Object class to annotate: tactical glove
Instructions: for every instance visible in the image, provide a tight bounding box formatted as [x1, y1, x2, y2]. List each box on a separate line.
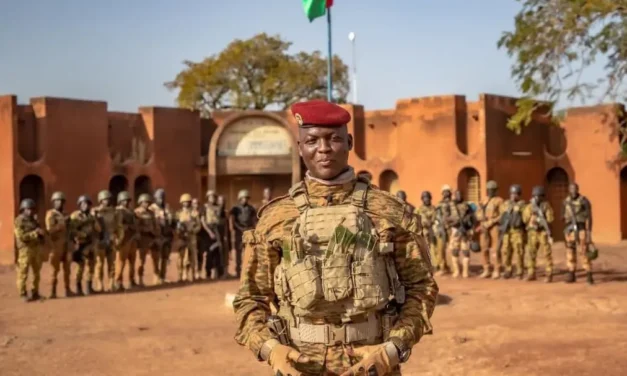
[267, 343, 309, 376]
[341, 343, 399, 376]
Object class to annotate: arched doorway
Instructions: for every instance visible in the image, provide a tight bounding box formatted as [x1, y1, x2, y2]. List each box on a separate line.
[19, 175, 45, 215]
[379, 170, 400, 194]
[209, 114, 301, 209]
[457, 167, 481, 204]
[546, 167, 569, 241]
[109, 175, 129, 204]
[621, 167, 627, 239]
[134, 175, 152, 203]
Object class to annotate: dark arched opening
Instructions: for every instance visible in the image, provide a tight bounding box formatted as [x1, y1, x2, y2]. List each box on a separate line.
[621, 167, 627, 239]
[109, 175, 129, 205]
[379, 170, 399, 194]
[134, 175, 152, 203]
[19, 174, 45, 215]
[546, 167, 569, 241]
[457, 167, 481, 204]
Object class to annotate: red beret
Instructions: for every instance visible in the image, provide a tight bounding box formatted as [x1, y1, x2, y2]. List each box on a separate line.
[290, 100, 351, 128]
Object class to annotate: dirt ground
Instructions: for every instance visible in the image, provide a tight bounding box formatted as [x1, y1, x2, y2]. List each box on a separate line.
[1, 243, 627, 376]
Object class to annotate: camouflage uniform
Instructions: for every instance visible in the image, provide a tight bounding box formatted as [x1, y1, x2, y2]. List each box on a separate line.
[434, 190, 454, 275]
[563, 195, 593, 274]
[149, 199, 175, 284]
[92, 190, 122, 292]
[202, 200, 225, 278]
[233, 175, 438, 375]
[475, 182, 504, 279]
[416, 204, 437, 270]
[114, 191, 138, 290]
[14, 200, 44, 299]
[447, 200, 475, 278]
[136, 201, 158, 286]
[174, 196, 201, 282]
[499, 194, 526, 279]
[522, 193, 554, 282]
[45, 192, 71, 297]
[69, 200, 101, 295]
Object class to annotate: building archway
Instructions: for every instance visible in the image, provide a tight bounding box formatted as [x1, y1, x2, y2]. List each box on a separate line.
[457, 167, 481, 204]
[109, 175, 129, 204]
[379, 170, 400, 194]
[621, 167, 627, 239]
[546, 167, 569, 241]
[134, 175, 152, 203]
[18, 174, 45, 221]
[208, 113, 301, 209]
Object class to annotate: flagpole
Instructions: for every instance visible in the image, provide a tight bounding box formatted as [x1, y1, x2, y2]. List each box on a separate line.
[327, 7, 333, 102]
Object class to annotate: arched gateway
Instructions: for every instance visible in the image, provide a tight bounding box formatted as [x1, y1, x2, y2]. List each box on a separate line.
[208, 113, 301, 209]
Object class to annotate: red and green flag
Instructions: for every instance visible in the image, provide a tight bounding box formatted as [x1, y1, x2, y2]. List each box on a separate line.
[302, 0, 333, 22]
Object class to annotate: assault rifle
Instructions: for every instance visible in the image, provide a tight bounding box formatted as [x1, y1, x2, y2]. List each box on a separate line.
[434, 206, 448, 243]
[531, 198, 553, 245]
[565, 201, 580, 245]
[96, 214, 112, 256]
[495, 205, 514, 256]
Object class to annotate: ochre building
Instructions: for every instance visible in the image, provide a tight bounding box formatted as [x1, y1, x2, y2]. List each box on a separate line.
[1, 93, 625, 263]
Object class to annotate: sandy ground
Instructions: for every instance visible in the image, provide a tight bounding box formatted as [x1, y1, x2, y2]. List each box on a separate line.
[1, 243, 627, 376]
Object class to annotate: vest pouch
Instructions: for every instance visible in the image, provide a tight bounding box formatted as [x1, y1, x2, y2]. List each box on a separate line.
[352, 257, 390, 310]
[321, 253, 353, 302]
[284, 256, 322, 310]
[273, 264, 289, 301]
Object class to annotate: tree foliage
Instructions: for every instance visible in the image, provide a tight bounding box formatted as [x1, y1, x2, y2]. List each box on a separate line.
[498, 0, 627, 147]
[165, 33, 349, 117]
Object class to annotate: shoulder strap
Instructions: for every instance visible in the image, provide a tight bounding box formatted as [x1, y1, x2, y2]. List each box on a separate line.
[351, 181, 369, 208]
[288, 181, 310, 214]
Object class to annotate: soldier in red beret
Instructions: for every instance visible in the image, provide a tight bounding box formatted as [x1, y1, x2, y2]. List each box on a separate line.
[234, 99, 438, 376]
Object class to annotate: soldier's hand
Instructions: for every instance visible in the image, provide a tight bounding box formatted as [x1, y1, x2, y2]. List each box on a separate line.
[585, 231, 592, 244]
[341, 344, 397, 376]
[35, 228, 45, 236]
[268, 343, 309, 376]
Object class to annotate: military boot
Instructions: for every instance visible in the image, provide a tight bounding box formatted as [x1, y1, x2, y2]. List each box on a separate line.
[586, 272, 594, 285]
[451, 256, 460, 278]
[502, 269, 512, 279]
[461, 257, 470, 278]
[479, 265, 491, 279]
[50, 281, 58, 299]
[76, 281, 84, 296]
[525, 271, 536, 282]
[491, 266, 501, 280]
[30, 290, 41, 301]
[85, 281, 94, 295]
[565, 271, 576, 283]
[20, 292, 28, 303]
[544, 273, 553, 283]
[138, 276, 144, 287]
[65, 286, 74, 297]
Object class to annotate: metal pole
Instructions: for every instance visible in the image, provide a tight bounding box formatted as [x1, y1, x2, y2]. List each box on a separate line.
[327, 8, 333, 102]
[352, 35, 357, 104]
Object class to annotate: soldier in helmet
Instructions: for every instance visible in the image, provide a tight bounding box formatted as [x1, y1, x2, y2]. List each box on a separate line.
[499, 184, 527, 279]
[14, 198, 45, 301]
[417, 191, 438, 269]
[201, 190, 225, 279]
[69, 195, 101, 295]
[433, 184, 454, 275]
[45, 191, 72, 298]
[113, 191, 138, 291]
[217, 194, 230, 273]
[562, 183, 595, 284]
[92, 189, 122, 292]
[135, 194, 158, 286]
[174, 193, 201, 282]
[233, 100, 437, 375]
[396, 190, 416, 215]
[447, 190, 477, 278]
[229, 189, 257, 278]
[149, 188, 176, 284]
[475, 180, 505, 279]
[261, 187, 273, 207]
[522, 186, 555, 282]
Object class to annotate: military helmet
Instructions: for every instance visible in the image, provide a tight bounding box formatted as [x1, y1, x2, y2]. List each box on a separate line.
[97, 190, 112, 202]
[532, 185, 545, 197]
[117, 191, 131, 203]
[50, 191, 66, 202]
[421, 191, 432, 199]
[154, 188, 165, 199]
[180, 193, 192, 203]
[586, 243, 599, 261]
[486, 180, 498, 190]
[238, 189, 250, 199]
[137, 193, 152, 204]
[509, 184, 522, 194]
[441, 184, 452, 193]
[20, 198, 36, 210]
[77, 195, 92, 205]
[206, 190, 216, 197]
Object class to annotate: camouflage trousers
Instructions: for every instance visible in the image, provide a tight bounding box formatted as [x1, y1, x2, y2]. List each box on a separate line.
[48, 238, 71, 289]
[175, 237, 197, 281]
[152, 238, 173, 283]
[447, 227, 470, 256]
[422, 230, 438, 271]
[75, 243, 96, 284]
[95, 245, 114, 291]
[114, 240, 135, 288]
[16, 247, 42, 295]
[565, 229, 591, 272]
[286, 342, 401, 376]
[434, 233, 450, 272]
[479, 225, 500, 271]
[131, 236, 153, 284]
[526, 230, 552, 275]
[501, 230, 525, 276]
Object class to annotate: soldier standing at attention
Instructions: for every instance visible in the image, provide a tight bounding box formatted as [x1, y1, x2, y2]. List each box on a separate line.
[229, 189, 257, 279]
[149, 189, 175, 284]
[92, 190, 121, 292]
[233, 100, 438, 376]
[202, 190, 224, 279]
[434, 185, 454, 276]
[522, 186, 554, 282]
[15, 199, 45, 302]
[45, 191, 72, 298]
[217, 194, 230, 274]
[135, 194, 158, 286]
[114, 191, 138, 291]
[69, 195, 101, 295]
[417, 191, 438, 272]
[261, 187, 273, 207]
[475, 180, 504, 279]
[499, 185, 526, 279]
[395, 190, 416, 214]
[448, 190, 476, 279]
[562, 183, 595, 284]
[175, 193, 201, 282]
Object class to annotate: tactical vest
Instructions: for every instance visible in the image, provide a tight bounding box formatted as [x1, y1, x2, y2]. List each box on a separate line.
[135, 208, 155, 235]
[274, 180, 404, 323]
[117, 207, 136, 238]
[564, 196, 589, 224]
[45, 209, 66, 241]
[93, 206, 117, 233]
[176, 208, 198, 235]
[71, 211, 98, 242]
[150, 204, 174, 237]
[233, 204, 255, 231]
[501, 200, 525, 230]
[15, 215, 43, 249]
[204, 204, 221, 226]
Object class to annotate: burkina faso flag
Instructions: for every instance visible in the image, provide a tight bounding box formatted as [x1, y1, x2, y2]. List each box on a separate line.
[302, 0, 333, 22]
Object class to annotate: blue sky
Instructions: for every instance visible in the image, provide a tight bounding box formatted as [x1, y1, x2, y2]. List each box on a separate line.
[0, 0, 601, 112]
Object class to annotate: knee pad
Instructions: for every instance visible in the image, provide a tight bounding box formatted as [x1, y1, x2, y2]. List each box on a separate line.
[462, 250, 470, 258]
[451, 248, 460, 257]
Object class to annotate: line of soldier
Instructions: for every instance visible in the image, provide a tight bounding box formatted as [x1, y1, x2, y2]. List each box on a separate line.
[395, 180, 598, 284]
[13, 186, 264, 302]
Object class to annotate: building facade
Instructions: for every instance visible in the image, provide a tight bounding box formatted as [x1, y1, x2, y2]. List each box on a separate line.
[1, 93, 625, 263]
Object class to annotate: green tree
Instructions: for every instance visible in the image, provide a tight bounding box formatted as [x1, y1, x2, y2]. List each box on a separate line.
[497, 0, 627, 148]
[165, 33, 349, 117]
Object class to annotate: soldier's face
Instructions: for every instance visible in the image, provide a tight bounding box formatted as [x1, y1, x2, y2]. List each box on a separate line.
[454, 191, 463, 202]
[422, 196, 431, 206]
[510, 192, 520, 200]
[569, 184, 579, 197]
[141, 201, 150, 209]
[298, 126, 353, 180]
[192, 200, 198, 209]
[53, 199, 64, 210]
[23, 208, 34, 216]
[208, 194, 217, 204]
[217, 196, 224, 206]
[182, 201, 191, 208]
[80, 202, 90, 212]
[486, 188, 496, 198]
[442, 190, 451, 200]
[120, 199, 130, 208]
[239, 197, 249, 205]
[101, 198, 111, 207]
[156, 196, 165, 205]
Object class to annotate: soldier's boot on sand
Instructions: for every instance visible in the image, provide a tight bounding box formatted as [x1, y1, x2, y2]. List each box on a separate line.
[20, 292, 28, 303]
[565, 271, 576, 283]
[138, 276, 144, 287]
[502, 269, 512, 279]
[50, 281, 58, 299]
[479, 265, 491, 279]
[65, 286, 74, 297]
[586, 272, 594, 285]
[461, 257, 470, 278]
[30, 290, 41, 301]
[76, 281, 84, 296]
[491, 266, 501, 280]
[85, 281, 94, 296]
[451, 256, 460, 278]
[525, 271, 536, 282]
[544, 273, 553, 283]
